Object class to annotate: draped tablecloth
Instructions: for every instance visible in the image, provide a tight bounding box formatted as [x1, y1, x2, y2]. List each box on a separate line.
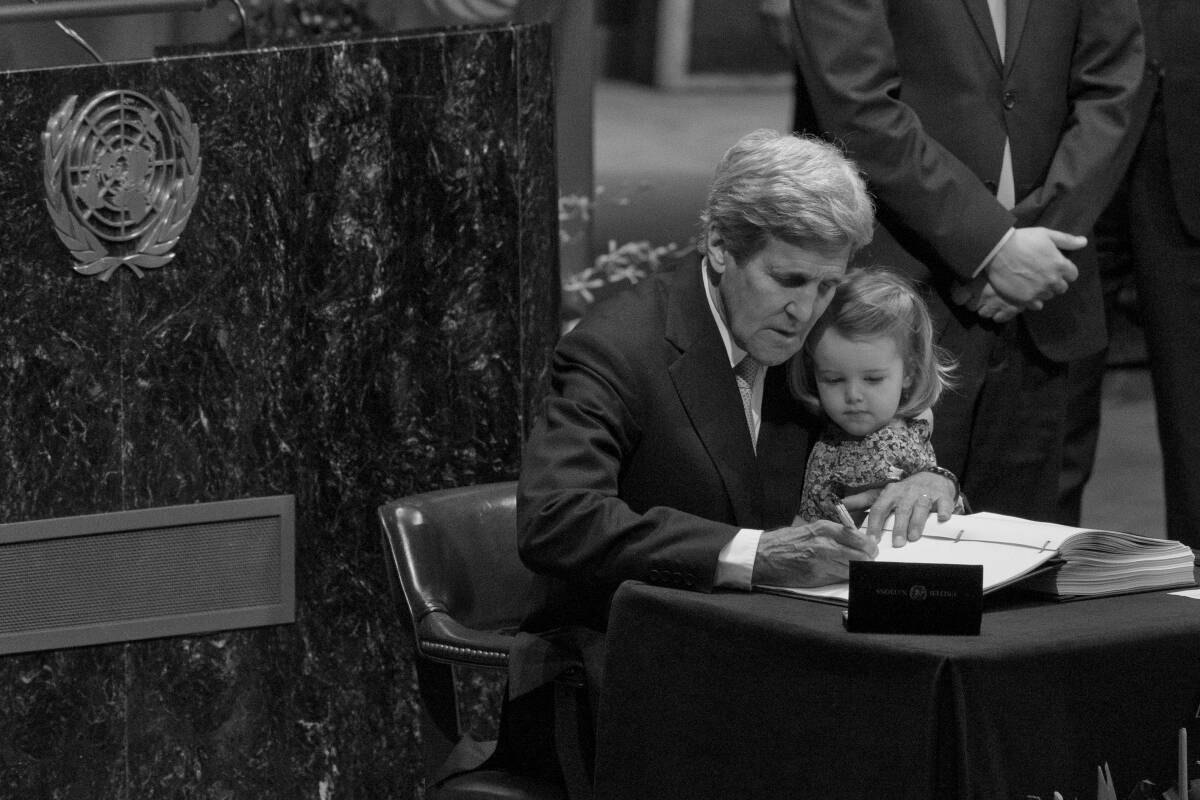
[594, 582, 1200, 800]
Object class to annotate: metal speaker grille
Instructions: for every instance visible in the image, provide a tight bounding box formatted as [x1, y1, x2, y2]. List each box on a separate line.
[0, 496, 294, 655]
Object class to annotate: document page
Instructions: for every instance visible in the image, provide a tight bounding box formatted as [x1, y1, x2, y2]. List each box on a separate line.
[759, 513, 1065, 604]
[921, 513, 1082, 551]
[758, 512, 1193, 603]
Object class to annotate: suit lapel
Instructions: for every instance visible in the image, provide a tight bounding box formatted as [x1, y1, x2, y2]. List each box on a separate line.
[962, 0, 1004, 72]
[665, 263, 765, 528]
[1004, 0, 1030, 70]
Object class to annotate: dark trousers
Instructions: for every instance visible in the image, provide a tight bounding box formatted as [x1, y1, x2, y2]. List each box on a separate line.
[1056, 349, 1108, 526]
[1054, 203, 1131, 525]
[1128, 108, 1200, 547]
[1057, 100, 1200, 544]
[931, 303, 1069, 521]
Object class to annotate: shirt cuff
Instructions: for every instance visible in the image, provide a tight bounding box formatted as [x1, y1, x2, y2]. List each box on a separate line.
[715, 528, 763, 590]
[974, 227, 1016, 278]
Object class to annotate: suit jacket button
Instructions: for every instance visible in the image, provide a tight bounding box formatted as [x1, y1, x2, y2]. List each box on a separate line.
[1002, 90, 1017, 109]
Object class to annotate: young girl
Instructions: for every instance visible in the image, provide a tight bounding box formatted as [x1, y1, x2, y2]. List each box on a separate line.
[791, 268, 958, 524]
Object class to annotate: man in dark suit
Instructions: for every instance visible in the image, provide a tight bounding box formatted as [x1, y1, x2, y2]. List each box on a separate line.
[1121, 0, 1200, 544]
[1057, 0, 1200, 535]
[519, 130, 958, 624]
[504, 130, 958, 789]
[788, 0, 1144, 521]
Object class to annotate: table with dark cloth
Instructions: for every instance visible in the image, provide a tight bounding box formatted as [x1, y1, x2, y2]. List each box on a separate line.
[593, 582, 1200, 800]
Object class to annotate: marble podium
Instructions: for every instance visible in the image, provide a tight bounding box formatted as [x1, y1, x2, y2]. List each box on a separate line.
[0, 24, 557, 798]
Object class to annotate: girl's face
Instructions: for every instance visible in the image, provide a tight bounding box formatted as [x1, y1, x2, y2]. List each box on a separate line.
[811, 328, 912, 437]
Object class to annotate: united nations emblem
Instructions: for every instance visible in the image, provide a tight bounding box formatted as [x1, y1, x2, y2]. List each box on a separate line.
[42, 89, 201, 281]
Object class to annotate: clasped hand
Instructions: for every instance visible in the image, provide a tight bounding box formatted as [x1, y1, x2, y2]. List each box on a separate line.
[989, 226, 1084, 308]
[953, 227, 1086, 323]
[751, 471, 957, 588]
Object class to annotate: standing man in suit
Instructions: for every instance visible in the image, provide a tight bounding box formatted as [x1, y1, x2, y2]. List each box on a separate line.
[503, 130, 958, 790]
[1056, 0, 1200, 534]
[1119, 0, 1200, 545]
[789, 0, 1145, 521]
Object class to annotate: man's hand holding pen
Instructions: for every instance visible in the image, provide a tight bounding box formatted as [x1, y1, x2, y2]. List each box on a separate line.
[751, 519, 878, 588]
[753, 469, 955, 588]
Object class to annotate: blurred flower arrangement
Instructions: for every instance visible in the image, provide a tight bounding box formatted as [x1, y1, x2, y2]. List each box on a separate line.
[236, 0, 529, 43]
[559, 190, 697, 332]
[421, 0, 520, 23]
[239, 0, 378, 43]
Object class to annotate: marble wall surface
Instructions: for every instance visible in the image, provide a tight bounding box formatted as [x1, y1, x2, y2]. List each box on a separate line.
[0, 24, 558, 798]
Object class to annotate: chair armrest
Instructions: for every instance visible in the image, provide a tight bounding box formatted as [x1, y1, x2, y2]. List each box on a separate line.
[416, 609, 515, 669]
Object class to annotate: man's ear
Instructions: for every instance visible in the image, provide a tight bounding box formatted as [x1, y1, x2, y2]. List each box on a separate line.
[706, 227, 728, 274]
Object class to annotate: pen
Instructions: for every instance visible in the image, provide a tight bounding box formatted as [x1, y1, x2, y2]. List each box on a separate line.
[834, 502, 857, 530]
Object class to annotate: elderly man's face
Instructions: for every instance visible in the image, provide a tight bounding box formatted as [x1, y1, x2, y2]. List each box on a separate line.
[709, 233, 851, 367]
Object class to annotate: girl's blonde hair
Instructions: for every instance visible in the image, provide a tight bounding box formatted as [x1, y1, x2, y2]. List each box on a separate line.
[790, 267, 957, 418]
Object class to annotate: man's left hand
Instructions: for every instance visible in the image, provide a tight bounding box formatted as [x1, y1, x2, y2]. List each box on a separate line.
[974, 283, 1022, 322]
[842, 471, 957, 547]
[951, 278, 1022, 323]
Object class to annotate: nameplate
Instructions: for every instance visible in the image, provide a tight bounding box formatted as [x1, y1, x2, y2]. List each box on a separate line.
[845, 561, 982, 635]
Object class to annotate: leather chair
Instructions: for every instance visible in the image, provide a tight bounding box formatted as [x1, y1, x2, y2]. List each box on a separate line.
[379, 481, 567, 800]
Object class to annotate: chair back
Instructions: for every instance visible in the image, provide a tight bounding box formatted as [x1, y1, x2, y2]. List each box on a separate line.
[380, 481, 551, 667]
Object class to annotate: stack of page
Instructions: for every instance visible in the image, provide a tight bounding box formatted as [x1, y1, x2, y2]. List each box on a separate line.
[761, 511, 1197, 604]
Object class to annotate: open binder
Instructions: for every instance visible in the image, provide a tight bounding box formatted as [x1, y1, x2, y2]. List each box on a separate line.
[761, 511, 1197, 604]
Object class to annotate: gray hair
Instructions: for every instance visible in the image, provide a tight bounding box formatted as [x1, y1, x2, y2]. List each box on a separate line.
[699, 129, 875, 262]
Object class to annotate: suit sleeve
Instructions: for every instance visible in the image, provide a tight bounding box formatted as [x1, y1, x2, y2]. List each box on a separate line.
[1160, 0, 1200, 237]
[790, 0, 1016, 280]
[517, 327, 737, 593]
[1013, 0, 1144, 234]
